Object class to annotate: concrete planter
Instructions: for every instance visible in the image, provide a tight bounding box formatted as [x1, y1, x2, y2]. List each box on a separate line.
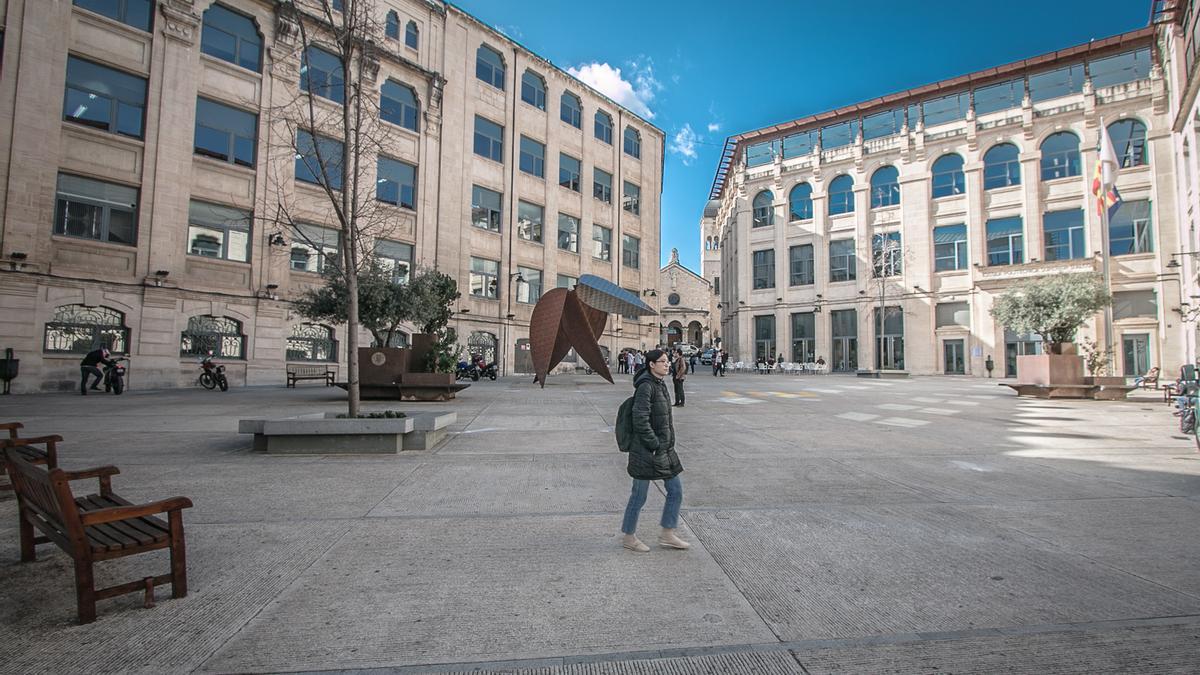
[239, 410, 457, 454]
[856, 369, 910, 379]
[1017, 353, 1083, 385]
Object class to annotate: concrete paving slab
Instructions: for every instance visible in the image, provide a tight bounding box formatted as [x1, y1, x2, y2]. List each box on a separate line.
[678, 457, 927, 507]
[437, 430, 616, 455]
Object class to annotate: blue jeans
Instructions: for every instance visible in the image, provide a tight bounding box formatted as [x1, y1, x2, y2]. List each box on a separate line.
[621, 476, 683, 534]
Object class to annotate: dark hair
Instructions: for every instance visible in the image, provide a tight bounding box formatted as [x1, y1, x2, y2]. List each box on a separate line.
[644, 349, 666, 365]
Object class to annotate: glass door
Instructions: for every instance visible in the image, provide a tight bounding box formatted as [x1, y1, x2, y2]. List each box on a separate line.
[943, 339, 965, 374]
[831, 309, 857, 372]
[1122, 334, 1150, 377]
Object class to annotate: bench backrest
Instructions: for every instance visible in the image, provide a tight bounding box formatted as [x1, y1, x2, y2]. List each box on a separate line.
[288, 365, 329, 375]
[3, 449, 83, 551]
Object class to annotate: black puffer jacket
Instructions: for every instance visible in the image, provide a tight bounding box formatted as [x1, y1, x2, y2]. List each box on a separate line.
[626, 369, 682, 480]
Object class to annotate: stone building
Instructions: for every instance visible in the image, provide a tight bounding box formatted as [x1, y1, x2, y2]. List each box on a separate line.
[707, 27, 1180, 377]
[0, 0, 663, 392]
[658, 247, 715, 349]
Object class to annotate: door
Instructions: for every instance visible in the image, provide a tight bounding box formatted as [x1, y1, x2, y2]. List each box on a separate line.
[832, 337, 857, 372]
[1122, 334, 1150, 377]
[943, 339, 965, 374]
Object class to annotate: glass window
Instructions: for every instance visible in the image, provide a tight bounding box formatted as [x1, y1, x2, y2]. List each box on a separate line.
[973, 78, 1024, 115]
[1108, 119, 1148, 168]
[623, 181, 641, 215]
[1041, 132, 1081, 180]
[934, 224, 968, 272]
[476, 44, 505, 89]
[752, 190, 774, 227]
[473, 116, 504, 162]
[180, 315, 245, 359]
[594, 167, 612, 203]
[753, 249, 775, 289]
[329, 0, 343, 11]
[862, 108, 904, 140]
[519, 136, 544, 177]
[44, 304, 130, 354]
[375, 239, 413, 283]
[1113, 290, 1157, 320]
[520, 70, 546, 110]
[287, 323, 337, 362]
[829, 238, 856, 282]
[63, 56, 147, 139]
[789, 183, 813, 220]
[872, 232, 903, 277]
[74, 0, 151, 32]
[791, 312, 815, 363]
[469, 257, 499, 298]
[517, 200, 543, 243]
[828, 175, 854, 215]
[54, 173, 138, 246]
[746, 141, 776, 167]
[557, 213, 579, 252]
[1029, 63, 1085, 102]
[922, 92, 969, 127]
[557, 274, 578, 289]
[592, 224, 612, 261]
[870, 166, 900, 208]
[559, 153, 581, 192]
[1089, 48, 1151, 89]
[1043, 209, 1086, 261]
[595, 110, 613, 144]
[754, 315, 776, 362]
[471, 185, 502, 232]
[300, 46, 344, 104]
[187, 200, 250, 262]
[200, 3, 260, 71]
[295, 130, 344, 190]
[405, 21, 419, 50]
[821, 120, 858, 149]
[381, 80, 419, 131]
[935, 302, 970, 328]
[194, 97, 257, 168]
[560, 91, 582, 128]
[517, 267, 543, 304]
[1110, 199, 1153, 255]
[986, 216, 1024, 266]
[622, 234, 640, 269]
[789, 244, 814, 286]
[623, 126, 641, 158]
[782, 131, 816, 159]
[385, 11, 399, 39]
[290, 223, 339, 273]
[377, 156, 416, 209]
[983, 143, 1021, 189]
[931, 154, 965, 198]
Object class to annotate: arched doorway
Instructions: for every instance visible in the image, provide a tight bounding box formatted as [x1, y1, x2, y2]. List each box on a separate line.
[468, 331, 497, 364]
[687, 321, 703, 346]
[666, 321, 683, 347]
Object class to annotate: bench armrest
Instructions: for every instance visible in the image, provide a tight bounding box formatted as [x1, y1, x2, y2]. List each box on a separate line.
[0, 422, 23, 438]
[1, 434, 64, 447]
[62, 465, 120, 495]
[79, 496, 193, 526]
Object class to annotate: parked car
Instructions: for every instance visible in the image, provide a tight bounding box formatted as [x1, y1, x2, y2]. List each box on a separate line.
[700, 348, 716, 365]
[678, 344, 699, 357]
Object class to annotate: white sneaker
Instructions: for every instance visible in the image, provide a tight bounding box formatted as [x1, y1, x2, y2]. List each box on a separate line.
[658, 528, 691, 550]
[622, 534, 650, 552]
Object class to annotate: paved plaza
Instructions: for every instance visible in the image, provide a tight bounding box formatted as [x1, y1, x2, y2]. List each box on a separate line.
[1, 373, 1199, 673]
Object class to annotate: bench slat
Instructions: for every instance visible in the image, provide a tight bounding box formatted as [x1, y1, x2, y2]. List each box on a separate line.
[78, 494, 169, 550]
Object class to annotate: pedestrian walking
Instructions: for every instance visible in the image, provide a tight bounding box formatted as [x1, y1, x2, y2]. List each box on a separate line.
[719, 350, 728, 376]
[620, 349, 688, 552]
[688, 353, 697, 374]
[672, 349, 687, 407]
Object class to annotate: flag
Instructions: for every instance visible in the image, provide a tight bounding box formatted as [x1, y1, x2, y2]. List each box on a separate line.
[1092, 123, 1122, 219]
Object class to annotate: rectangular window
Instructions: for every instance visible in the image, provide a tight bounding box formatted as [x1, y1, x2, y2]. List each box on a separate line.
[622, 234, 640, 269]
[746, 141, 777, 167]
[517, 266, 543, 304]
[789, 244, 814, 286]
[1043, 209, 1086, 261]
[862, 108, 904, 140]
[1113, 290, 1157, 320]
[300, 46, 344, 104]
[471, 185, 502, 232]
[713, 276, 719, 294]
[791, 312, 815, 363]
[187, 200, 250, 262]
[557, 213, 579, 252]
[782, 131, 817, 159]
[973, 78, 1024, 115]
[829, 239, 857, 282]
[592, 224, 612, 261]
[754, 315, 776, 361]
[935, 301, 970, 328]
[594, 167, 613, 203]
[290, 223, 339, 273]
[74, 0, 152, 32]
[54, 173, 138, 246]
[986, 216, 1024, 266]
[1029, 63, 1085, 103]
[63, 56, 147, 139]
[752, 249, 775, 289]
[375, 239, 413, 283]
[469, 257, 499, 299]
[922, 92, 969, 127]
[1110, 199, 1153, 255]
[295, 130, 344, 190]
[820, 120, 858, 150]
[194, 97, 257, 167]
[872, 232, 903, 277]
[473, 116, 503, 162]
[557, 274, 577, 289]
[517, 200, 543, 243]
[201, 2, 261, 71]
[377, 156, 417, 209]
[559, 153, 581, 192]
[623, 181, 641, 215]
[519, 135, 544, 177]
[933, 224, 968, 271]
[1089, 48, 1152, 89]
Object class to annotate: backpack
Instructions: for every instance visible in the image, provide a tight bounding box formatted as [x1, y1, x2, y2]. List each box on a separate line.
[615, 380, 650, 452]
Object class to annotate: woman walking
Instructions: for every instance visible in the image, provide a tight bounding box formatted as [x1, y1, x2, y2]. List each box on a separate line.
[621, 349, 689, 552]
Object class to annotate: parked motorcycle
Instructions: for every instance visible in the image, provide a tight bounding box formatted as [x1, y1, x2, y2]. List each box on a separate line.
[456, 360, 480, 381]
[478, 361, 498, 381]
[102, 357, 128, 395]
[198, 352, 228, 391]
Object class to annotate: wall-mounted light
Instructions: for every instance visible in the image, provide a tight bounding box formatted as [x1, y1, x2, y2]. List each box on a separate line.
[642, 288, 657, 297]
[266, 283, 279, 291]
[269, 232, 287, 247]
[460, 308, 471, 314]
[858, 290, 867, 295]
[9, 251, 27, 261]
[153, 270, 170, 287]
[505, 313, 516, 319]
[815, 294, 822, 299]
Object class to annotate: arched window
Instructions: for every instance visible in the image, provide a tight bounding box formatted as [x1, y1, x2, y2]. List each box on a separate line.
[385, 11, 399, 40]
[828, 175, 855, 215]
[624, 126, 641, 159]
[43, 305, 130, 354]
[301, 46, 344, 104]
[180, 315, 246, 359]
[520, 70, 546, 110]
[1041, 131, 1081, 180]
[380, 80, 419, 131]
[752, 190, 774, 227]
[475, 44, 505, 90]
[468, 331, 498, 364]
[983, 143, 1021, 189]
[789, 182, 813, 220]
[870, 166, 900, 208]
[594, 110, 613, 144]
[287, 323, 337, 362]
[560, 91, 582, 128]
[931, 154, 965, 198]
[201, 3, 262, 72]
[1108, 119, 1148, 168]
[405, 21, 419, 50]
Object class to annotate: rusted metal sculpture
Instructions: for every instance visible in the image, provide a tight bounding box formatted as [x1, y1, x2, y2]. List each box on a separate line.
[529, 275, 657, 387]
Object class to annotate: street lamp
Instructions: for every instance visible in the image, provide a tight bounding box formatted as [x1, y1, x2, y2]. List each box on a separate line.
[500, 272, 525, 376]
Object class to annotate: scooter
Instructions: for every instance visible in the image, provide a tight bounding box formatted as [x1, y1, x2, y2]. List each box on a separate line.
[198, 352, 228, 391]
[102, 357, 128, 395]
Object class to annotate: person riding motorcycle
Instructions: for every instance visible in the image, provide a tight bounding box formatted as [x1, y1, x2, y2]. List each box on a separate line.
[80, 346, 115, 395]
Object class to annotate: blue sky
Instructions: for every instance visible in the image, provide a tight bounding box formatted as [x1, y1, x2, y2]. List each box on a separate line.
[453, 0, 1151, 273]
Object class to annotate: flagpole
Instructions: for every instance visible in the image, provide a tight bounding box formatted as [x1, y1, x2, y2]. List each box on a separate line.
[1098, 117, 1115, 374]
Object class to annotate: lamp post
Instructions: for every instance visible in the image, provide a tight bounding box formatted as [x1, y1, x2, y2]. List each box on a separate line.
[501, 272, 524, 376]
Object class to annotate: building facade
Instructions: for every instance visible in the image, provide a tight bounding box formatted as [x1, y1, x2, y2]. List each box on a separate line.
[658, 248, 714, 349]
[0, 0, 663, 393]
[708, 27, 1181, 378]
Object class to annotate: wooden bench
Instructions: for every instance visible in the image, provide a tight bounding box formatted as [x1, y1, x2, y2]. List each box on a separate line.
[286, 364, 337, 387]
[3, 449, 193, 624]
[0, 422, 59, 492]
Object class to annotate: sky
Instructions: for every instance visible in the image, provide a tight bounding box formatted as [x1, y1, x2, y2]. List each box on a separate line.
[452, 0, 1151, 273]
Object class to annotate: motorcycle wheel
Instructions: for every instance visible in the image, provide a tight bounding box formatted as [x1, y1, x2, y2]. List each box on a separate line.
[217, 375, 228, 392]
[199, 372, 217, 390]
[488, 372, 496, 380]
[471, 370, 480, 381]
[112, 377, 124, 395]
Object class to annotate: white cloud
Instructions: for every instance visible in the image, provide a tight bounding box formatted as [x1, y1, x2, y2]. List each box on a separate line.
[568, 57, 661, 119]
[494, 24, 523, 39]
[670, 124, 698, 165]
[707, 122, 721, 133]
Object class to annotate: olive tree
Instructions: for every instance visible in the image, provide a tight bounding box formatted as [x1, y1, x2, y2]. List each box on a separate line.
[990, 274, 1112, 352]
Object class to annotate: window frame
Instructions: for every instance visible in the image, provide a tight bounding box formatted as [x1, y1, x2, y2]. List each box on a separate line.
[475, 44, 505, 90]
[380, 80, 419, 132]
[789, 183, 813, 221]
[194, 96, 257, 168]
[1042, 208, 1087, 261]
[517, 200, 544, 243]
[622, 234, 640, 269]
[294, 130, 345, 191]
[560, 91, 582, 128]
[287, 323, 338, 362]
[789, 244, 815, 286]
[186, 199, 251, 263]
[933, 224, 969, 272]
[595, 110, 613, 144]
[62, 55, 148, 140]
[520, 70, 546, 110]
[829, 238, 857, 282]
[473, 115, 504, 162]
[592, 224, 612, 262]
[1040, 132, 1082, 181]
[300, 45, 344, 104]
[986, 216, 1024, 266]
[752, 249, 775, 290]
[558, 153, 581, 192]
[869, 166, 900, 208]
[557, 213, 580, 253]
[983, 143, 1021, 190]
[73, 0, 152, 32]
[469, 256, 500, 299]
[623, 181, 641, 216]
[931, 154, 965, 198]
[53, 173, 139, 246]
[200, 2, 261, 72]
[752, 190, 775, 227]
[376, 156, 417, 210]
[827, 175, 855, 216]
[471, 185, 502, 233]
[44, 304, 130, 354]
[179, 315, 246, 359]
[623, 126, 641, 159]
